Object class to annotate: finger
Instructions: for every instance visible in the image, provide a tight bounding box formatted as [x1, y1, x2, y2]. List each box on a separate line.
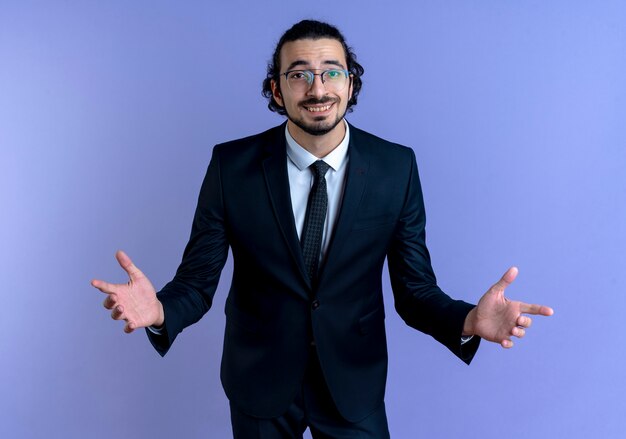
[103, 295, 117, 310]
[115, 250, 143, 282]
[520, 303, 554, 316]
[501, 339, 513, 349]
[91, 279, 117, 294]
[111, 305, 124, 320]
[517, 315, 532, 328]
[124, 322, 135, 334]
[493, 266, 518, 292]
[511, 327, 525, 338]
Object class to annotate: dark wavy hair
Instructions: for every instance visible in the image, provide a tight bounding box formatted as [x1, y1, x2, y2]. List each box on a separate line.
[261, 20, 364, 115]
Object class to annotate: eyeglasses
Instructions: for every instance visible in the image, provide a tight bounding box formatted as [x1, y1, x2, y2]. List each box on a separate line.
[281, 69, 351, 92]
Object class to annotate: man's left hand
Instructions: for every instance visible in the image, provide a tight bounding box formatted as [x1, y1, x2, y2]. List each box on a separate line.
[463, 267, 554, 348]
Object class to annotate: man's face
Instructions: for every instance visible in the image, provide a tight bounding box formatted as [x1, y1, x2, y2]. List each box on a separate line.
[271, 38, 353, 137]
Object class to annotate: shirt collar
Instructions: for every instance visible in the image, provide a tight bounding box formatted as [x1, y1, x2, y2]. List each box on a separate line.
[285, 120, 350, 172]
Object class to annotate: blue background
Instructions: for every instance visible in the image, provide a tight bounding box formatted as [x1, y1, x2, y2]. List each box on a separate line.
[1, 1, 625, 437]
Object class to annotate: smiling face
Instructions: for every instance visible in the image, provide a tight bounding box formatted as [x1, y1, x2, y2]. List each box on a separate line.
[271, 38, 353, 143]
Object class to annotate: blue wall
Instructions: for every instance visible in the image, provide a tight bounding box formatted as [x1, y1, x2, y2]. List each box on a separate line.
[1, 1, 625, 437]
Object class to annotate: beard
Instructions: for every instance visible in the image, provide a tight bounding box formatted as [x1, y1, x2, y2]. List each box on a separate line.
[285, 97, 347, 137]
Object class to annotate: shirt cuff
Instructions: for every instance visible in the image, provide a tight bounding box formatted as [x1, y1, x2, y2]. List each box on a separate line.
[460, 335, 474, 345]
[147, 325, 164, 335]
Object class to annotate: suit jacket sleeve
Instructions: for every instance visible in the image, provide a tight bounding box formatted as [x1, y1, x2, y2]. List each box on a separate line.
[146, 147, 229, 356]
[387, 148, 479, 364]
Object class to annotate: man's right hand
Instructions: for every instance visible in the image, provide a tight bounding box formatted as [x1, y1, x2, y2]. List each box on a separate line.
[91, 250, 164, 333]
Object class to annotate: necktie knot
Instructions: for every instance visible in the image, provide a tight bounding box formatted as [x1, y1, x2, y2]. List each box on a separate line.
[311, 160, 330, 179]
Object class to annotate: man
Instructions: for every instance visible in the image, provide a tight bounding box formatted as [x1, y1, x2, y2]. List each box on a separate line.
[92, 20, 553, 438]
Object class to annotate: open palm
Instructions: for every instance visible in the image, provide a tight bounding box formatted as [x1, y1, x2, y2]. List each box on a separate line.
[91, 250, 164, 333]
[466, 267, 554, 348]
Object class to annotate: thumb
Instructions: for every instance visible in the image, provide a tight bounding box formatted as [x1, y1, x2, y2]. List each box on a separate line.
[492, 266, 518, 293]
[115, 250, 143, 281]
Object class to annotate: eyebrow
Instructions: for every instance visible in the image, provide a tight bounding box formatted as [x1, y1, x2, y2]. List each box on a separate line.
[285, 59, 346, 71]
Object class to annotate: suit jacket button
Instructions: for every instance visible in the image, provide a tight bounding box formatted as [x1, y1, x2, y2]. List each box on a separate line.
[311, 299, 320, 310]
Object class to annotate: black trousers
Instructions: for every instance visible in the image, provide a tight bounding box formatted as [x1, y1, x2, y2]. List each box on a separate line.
[229, 346, 390, 438]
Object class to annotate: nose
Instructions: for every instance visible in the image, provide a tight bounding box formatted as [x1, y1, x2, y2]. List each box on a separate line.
[306, 74, 326, 99]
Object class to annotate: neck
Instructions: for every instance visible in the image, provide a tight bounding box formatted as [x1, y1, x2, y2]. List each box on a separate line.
[287, 119, 346, 158]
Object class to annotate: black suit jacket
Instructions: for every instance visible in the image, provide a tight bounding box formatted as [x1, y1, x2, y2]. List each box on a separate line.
[147, 122, 479, 422]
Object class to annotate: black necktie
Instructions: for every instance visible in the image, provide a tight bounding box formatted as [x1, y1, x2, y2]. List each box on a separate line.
[301, 160, 330, 284]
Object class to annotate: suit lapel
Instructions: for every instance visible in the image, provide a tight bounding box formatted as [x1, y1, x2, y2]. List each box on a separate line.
[261, 126, 311, 293]
[319, 126, 369, 284]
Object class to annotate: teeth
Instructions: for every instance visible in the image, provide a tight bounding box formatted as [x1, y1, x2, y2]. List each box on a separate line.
[306, 105, 331, 112]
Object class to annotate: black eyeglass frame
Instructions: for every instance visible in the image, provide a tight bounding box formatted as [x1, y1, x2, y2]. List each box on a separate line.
[280, 69, 351, 89]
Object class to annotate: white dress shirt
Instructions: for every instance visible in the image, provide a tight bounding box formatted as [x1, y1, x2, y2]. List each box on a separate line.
[285, 121, 350, 263]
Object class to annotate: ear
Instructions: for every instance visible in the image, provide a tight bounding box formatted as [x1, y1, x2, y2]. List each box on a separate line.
[271, 79, 284, 108]
[348, 75, 354, 102]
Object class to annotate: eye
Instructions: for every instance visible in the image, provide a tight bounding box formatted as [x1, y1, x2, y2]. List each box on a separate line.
[287, 71, 311, 81]
[325, 70, 343, 79]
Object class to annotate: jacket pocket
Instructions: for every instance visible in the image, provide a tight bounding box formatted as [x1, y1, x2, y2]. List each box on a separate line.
[225, 297, 266, 333]
[358, 306, 385, 335]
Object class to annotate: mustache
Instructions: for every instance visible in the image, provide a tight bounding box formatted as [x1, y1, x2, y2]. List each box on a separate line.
[299, 97, 337, 106]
